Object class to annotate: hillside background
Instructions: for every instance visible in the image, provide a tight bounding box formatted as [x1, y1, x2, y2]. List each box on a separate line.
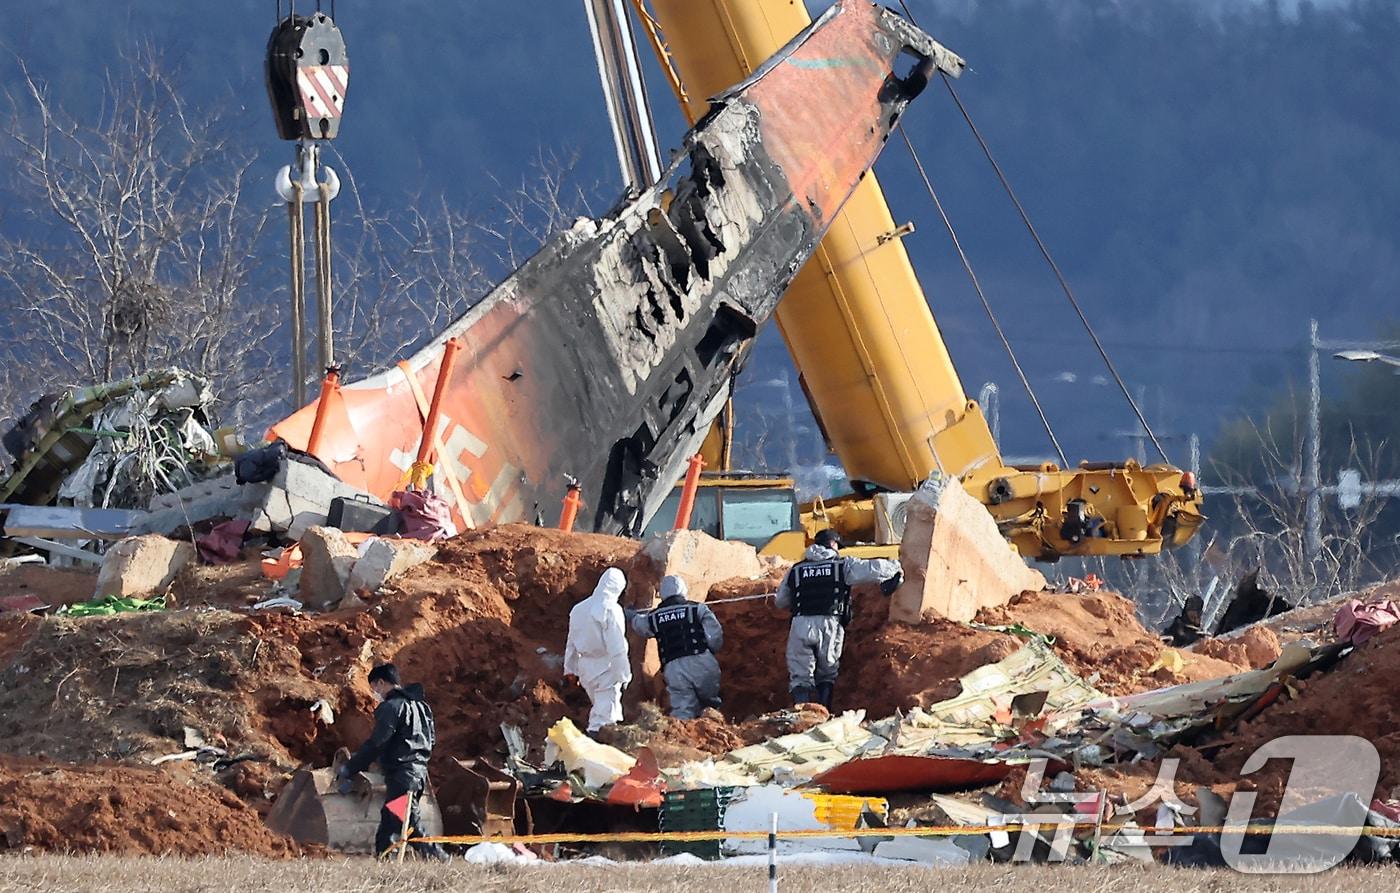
[1, 0, 1396, 491]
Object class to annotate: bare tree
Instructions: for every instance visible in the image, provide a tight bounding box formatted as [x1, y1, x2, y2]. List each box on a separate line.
[0, 49, 602, 435]
[472, 147, 599, 270]
[1117, 417, 1393, 627]
[0, 53, 276, 426]
[314, 145, 599, 383]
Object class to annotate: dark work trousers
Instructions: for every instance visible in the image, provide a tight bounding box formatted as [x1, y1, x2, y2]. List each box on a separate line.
[376, 775, 448, 860]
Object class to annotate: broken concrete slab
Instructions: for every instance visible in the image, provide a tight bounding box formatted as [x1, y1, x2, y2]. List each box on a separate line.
[94, 535, 195, 598]
[298, 526, 358, 610]
[345, 538, 437, 596]
[138, 458, 388, 542]
[890, 473, 1045, 624]
[137, 472, 262, 537]
[642, 529, 764, 601]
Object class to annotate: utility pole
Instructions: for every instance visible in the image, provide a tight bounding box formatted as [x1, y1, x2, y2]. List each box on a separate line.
[1305, 318, 1322, 561]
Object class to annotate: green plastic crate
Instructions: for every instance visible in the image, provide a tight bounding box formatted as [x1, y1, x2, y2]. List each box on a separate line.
[660, 787, 738, 860]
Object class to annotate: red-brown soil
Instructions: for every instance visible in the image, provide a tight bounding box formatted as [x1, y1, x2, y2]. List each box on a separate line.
[7, 521, 1389, 857]
[0, 756, 301, 856]
[980, 590, 1245, 693]
[0, 563, 97, 608]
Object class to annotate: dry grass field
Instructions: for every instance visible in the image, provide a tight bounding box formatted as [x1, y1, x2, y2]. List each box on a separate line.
[0, 856, 1395, 893]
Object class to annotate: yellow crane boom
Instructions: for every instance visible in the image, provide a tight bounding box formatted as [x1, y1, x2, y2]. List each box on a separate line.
[641, 0, 1203, 560]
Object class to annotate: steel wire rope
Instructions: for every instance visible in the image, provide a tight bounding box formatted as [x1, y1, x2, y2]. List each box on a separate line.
[897, 126, 1068, 468]
[895, 0, 1171, 464]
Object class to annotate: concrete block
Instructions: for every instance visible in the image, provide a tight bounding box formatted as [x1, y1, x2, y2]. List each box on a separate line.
[346, 538, 437, 595]
[94, 535, 195, 598]
[248, 459, 387, 541]
[136, 472, 267, 536]
[298, 526, 359, 610]
[890, 473, 1046, 624]
[641, 529, 764, 601]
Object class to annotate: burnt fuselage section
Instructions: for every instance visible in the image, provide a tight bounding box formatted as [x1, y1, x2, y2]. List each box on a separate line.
[271, 1, 965, 534]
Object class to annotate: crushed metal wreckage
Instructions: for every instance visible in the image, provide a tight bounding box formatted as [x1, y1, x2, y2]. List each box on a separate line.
[1, 368, 217, 510]
[0, 369, 223, 560]
[481, 634, 1392, 865]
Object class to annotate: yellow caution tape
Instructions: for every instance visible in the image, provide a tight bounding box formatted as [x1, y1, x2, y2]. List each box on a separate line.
[411, 822, 1400, 847]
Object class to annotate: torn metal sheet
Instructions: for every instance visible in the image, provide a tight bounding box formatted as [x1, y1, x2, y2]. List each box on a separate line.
[270, 0, 965, 535]
[813, 754, 1019, 795]
[667, 642, 1094, 790]
[874, 639, 1104, 751]
[1, 505, 146, 541]
[667, 711, 879, 789]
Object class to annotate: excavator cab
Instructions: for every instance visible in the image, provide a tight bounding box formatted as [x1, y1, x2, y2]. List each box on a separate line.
[641, 472, 799, 548]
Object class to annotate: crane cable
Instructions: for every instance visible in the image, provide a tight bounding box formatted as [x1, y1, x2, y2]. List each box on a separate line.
[895, 0, 1172, 466]
[314, 179, 335, 369]
[898, 127, 1069, 469]
[288, 181, 308, 406]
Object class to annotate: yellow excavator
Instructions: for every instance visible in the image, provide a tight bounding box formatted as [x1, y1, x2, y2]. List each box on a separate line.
[631, 0, 1203, 561]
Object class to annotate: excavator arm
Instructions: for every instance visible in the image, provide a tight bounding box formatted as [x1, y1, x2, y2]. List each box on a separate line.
[642, 0, 1203, 560]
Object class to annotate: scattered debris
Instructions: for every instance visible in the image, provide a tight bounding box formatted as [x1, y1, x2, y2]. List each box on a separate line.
[1335, 598, 1400, 645]
[0, 519, 1394, 863]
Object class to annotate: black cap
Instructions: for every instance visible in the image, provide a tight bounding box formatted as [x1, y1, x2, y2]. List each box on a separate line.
[814, 529, 841, 550]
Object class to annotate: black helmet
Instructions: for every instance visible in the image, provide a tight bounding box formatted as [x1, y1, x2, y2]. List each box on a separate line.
[814, 529, 841, 550]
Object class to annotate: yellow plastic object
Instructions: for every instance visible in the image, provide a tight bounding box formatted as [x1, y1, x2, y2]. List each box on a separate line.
[800, 791, 889, 830]
[1146, 649, 1185, 675]
[544, 718, 636, 789]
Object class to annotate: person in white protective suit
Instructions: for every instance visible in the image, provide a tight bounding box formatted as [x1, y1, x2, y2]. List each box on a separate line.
[774, 529, 902, 709]
[564, 567, 632, 732]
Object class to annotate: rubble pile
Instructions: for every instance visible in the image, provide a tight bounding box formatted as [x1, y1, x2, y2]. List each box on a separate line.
[0, 519, 1396, 861]
[1209, 624, 1400, 810]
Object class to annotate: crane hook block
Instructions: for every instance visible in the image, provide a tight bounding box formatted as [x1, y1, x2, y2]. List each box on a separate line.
[265, 12, 349, 141]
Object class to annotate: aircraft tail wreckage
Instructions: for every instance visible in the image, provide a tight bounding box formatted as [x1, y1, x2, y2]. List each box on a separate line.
[271, 0, 965, 534]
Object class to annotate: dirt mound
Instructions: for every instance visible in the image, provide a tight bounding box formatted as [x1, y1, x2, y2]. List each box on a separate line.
[0, 756, 300, 856]
[1076, 625, 1400, 819]
[1193, 626, 1283, 669]
[0, 522, 1284, 857]
[1213, 625, 1400, 808]
[0, 563, 96, 608]
[979, 590, 1245, 693]
[0, 525, 667, 792]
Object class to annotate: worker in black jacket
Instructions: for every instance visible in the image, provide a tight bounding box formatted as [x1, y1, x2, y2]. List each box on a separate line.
[338, 663, 448, 860]
[626, 575, 724, 719]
